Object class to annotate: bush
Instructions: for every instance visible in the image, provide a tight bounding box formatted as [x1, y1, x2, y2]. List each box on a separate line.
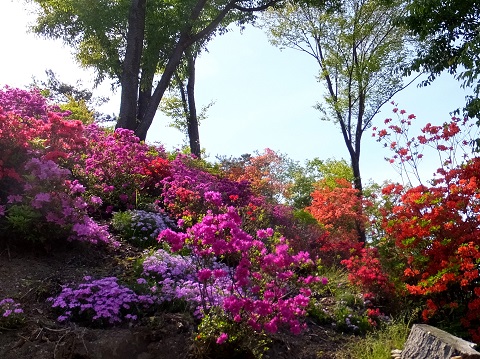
[48, 276, 155, 327]
[111, 210, 175, 247]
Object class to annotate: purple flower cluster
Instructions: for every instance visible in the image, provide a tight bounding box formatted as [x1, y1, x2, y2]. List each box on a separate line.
[0, 86, 54, 121]
[140, 249, 232, 317]
[48, 276, 155, 325]
[0, 298, 24, 318]
[112, 210, 175, 246]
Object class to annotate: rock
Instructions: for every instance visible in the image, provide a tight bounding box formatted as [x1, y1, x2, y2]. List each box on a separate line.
[401, 324, 480, 359]
[391, 348, 402, 358]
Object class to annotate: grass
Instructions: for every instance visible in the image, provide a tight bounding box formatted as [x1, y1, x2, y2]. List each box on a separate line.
[335, 316, 411, 359]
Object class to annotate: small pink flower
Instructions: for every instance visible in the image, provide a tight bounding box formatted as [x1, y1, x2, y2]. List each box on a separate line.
[197, 269, 212, 282]
[216, 332, 228, 344]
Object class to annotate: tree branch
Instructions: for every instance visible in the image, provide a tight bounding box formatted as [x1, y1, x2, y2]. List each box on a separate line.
[233, 0, 282, 12]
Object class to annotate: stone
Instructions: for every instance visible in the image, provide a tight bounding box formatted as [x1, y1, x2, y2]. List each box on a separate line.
[401, 324, 480, 359]
[392, 349, 402, 358]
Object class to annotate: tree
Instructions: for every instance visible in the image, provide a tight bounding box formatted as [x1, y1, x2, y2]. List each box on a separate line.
[160, 48, 215, 158]
[218, 148, 295, 202]
[286, 157, 353, 209]
[30, 0, 282, 141]
[31, 69, 112, 124]
[401, 0, 480, 118]
[262, 0, 415, 193]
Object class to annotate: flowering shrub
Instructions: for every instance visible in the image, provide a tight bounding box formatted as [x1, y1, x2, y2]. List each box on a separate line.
[307, 178, 366, 264]
[143, 157, 171, 197]
[0, 298, 24, 329]
[2, 157, 112, 245]
[373, 103, 479, 186]
[381, 159, 480, 342]
[140, 249, 232, 316]
[341, 247, 394, 301]
[220, 149, 290, 201]
[71, 125, 161, 215]
[0, 86, 53, 120]
[48, 276, 155, 326]
[0, 87, 115, 246]
[374, 106, 480, 342]
[111, 210, 175, 247]
[159, 155, 256, 225]
[158, 192, 324, 337]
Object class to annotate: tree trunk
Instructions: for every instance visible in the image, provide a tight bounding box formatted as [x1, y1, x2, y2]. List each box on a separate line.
[134, 0, 234, 140]
[137, 66, 155, 124]
[134, 36, 189, 141]
[186, 53, 201, 158]
[117, 0, 146, 131]
[349, 150, 366, 243]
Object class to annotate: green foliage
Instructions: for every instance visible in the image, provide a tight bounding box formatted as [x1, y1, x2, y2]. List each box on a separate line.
[308, 158, 354, 189]
[161, 95, 215, 134]
[402, 0, 480, 118]
[337, 316, 410, 359]
[262, 0, 411, 191]
[31, 0, 130, 83]
[4, 204, 49, 242]
[194, 308, 272, 359]
[308, 265, 375, 334]
[60, 96, 95, 124]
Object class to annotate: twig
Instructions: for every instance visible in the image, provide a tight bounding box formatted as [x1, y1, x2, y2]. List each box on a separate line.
[53, 331, 70, 359]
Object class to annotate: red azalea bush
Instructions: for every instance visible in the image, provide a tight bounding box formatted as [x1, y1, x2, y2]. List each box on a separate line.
[307, 178, 366, 265]
[373, 105, 480, 342]
[381, 159, 480, 341]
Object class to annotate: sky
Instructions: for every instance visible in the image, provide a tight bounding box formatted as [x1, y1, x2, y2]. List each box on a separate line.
[0, 0, 474, 185]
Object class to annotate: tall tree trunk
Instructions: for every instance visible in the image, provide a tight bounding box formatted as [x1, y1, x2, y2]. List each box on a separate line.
[117, 0, 146, 131]
[134, 36, 189, 141]
[134, 0, 236, 140]
[137, 67, 155, 123]
[186, 53, 201, 158]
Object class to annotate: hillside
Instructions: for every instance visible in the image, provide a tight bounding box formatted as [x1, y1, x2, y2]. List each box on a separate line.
[0, 242, 355, 359]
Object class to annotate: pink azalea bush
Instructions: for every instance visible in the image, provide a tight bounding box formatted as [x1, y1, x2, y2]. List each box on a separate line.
[71, 125, 164, 215]
[0, 87, 113, 245]
[158, 192, 326, 337]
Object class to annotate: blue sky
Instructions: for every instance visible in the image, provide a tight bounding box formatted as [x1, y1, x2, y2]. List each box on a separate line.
[0, 0, 474, 185]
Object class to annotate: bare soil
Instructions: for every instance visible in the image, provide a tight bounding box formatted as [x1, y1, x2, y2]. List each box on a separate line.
[0, 241, 356, 359]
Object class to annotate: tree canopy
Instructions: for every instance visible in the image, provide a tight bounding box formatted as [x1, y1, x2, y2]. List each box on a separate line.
[402, 0, 480, 118]
[262, 0, 412, 193]
[30, 0, 282, 141]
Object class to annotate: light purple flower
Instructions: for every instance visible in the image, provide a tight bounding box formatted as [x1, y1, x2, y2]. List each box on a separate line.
[7, 194, 22, 203]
